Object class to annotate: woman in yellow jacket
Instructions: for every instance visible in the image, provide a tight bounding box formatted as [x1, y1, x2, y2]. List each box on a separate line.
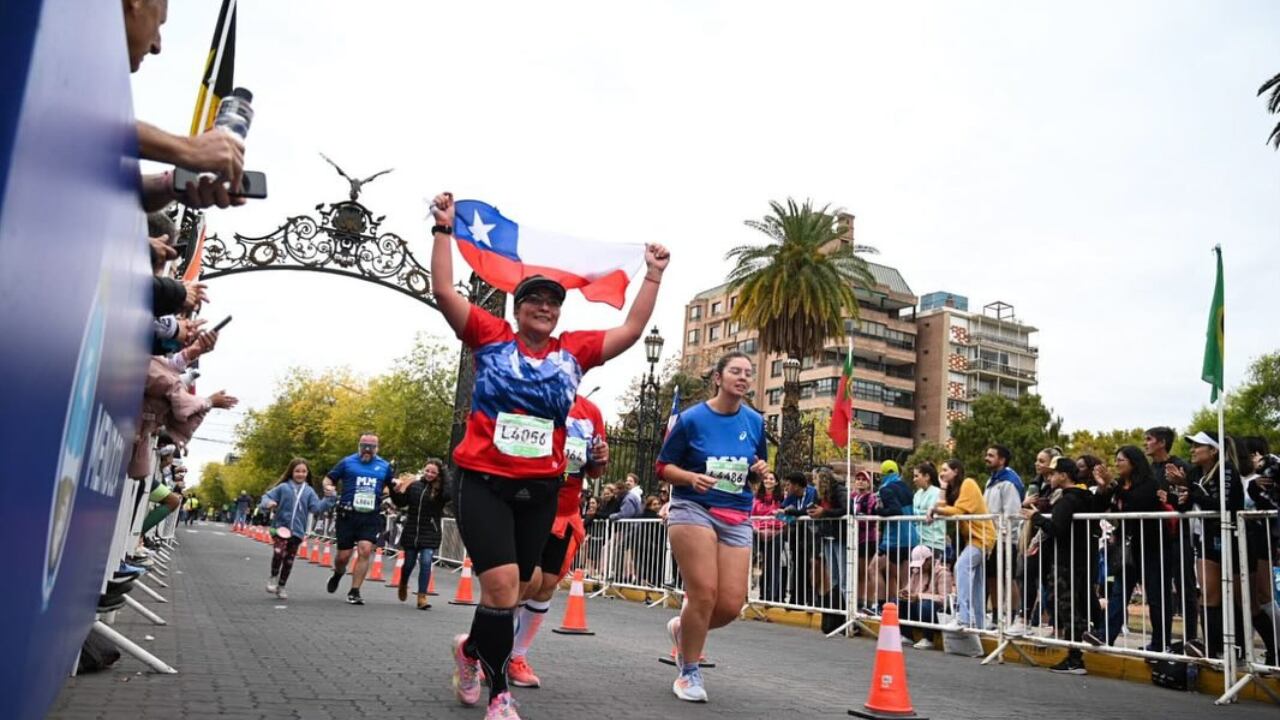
[926, 459, 996, 629]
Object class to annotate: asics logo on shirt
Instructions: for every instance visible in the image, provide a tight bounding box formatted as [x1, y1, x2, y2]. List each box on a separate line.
[738, 431, 747, 441]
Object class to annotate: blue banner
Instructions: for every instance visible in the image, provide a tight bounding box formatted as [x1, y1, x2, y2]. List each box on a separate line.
[0, 0, 150, 717]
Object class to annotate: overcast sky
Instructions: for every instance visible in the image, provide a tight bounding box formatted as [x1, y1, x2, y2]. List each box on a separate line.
[131, 1, 1280, 485]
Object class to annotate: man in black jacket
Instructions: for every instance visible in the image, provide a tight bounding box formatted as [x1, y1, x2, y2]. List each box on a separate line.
[1026, 456, 1093, 675]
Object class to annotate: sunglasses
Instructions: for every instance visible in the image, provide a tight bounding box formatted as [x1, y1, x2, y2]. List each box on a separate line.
[359, 443, 378, 452]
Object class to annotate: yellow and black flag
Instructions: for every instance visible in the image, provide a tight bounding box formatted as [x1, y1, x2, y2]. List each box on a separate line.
[189, 0, 237, 136]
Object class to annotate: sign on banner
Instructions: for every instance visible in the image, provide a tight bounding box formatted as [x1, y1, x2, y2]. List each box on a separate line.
[0, 0, 150, 717]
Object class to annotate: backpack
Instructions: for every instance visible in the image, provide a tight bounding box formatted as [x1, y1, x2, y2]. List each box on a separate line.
[1150, 642, 1199, 691]
[77, 633, 121, 674]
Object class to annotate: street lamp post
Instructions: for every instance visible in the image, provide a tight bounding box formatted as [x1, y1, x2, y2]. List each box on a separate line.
[634, 326, 665, 490]
[780, 357, 802, 476]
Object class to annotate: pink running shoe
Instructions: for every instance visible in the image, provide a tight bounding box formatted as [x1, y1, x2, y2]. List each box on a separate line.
[666, 616, 684, 667]
[486, 691, 521, 719]
[508, 656, 541, 688]
[450, 634, 482, 706]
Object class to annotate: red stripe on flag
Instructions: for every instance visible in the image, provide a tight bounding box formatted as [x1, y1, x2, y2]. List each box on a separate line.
[456, 241, 632, 309]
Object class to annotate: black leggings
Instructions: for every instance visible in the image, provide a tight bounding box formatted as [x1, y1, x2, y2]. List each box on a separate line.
[455, 470, 560, 581]
[271, 536, 303, 585]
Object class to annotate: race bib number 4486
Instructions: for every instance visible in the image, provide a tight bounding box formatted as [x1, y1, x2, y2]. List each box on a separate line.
[705, 456, 749, 494]
[495, 412, 554, 458]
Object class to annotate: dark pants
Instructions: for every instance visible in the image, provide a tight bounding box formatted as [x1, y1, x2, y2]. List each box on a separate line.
[1104, 542, 1171, 650]
[271, 536, 303, 585]
[756, 533, 786, 603]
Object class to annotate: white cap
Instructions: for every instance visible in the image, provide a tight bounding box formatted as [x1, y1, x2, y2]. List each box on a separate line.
[1184, 431, 1219, 449]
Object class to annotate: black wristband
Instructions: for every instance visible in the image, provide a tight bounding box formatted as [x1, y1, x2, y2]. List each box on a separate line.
[432, 224, 454, 235]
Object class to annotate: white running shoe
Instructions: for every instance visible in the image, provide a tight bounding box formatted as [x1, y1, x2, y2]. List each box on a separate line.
[266, 578, 278, 594]
[276, 587, 288, 600]
[1005, 620, 1028, 636]
[672, 668, 708, 703]
[913, 638, 933, 650]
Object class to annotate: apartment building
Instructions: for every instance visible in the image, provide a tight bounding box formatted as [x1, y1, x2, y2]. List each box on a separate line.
[680, 261, 919, 469]
[913, 294, 1039, 446]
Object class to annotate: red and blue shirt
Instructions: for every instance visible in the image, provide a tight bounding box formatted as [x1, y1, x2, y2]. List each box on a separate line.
[452, 307, 604, 479]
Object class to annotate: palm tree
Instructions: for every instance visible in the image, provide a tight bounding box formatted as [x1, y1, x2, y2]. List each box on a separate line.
[1260, 72, 1280, 149]
[726, 198, 877, 473]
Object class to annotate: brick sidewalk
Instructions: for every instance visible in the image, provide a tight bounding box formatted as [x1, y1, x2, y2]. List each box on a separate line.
[49, 524, 1277, 720]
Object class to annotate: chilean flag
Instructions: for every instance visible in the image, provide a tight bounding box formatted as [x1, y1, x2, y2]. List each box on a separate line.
[453, 199, 646, 309]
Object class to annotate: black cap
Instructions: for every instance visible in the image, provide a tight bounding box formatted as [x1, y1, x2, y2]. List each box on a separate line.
[513, 275, 566, 306]
[229, 87, 253, 103]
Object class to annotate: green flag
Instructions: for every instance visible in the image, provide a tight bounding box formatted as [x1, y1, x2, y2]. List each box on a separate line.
[1201, 246, 1224, 402]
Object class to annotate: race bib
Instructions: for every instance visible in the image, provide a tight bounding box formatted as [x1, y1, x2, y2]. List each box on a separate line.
[353, 489, 377, 512]
[495, 412, 554, 458]
[565, 437, 589, 474]
[706, 456, 749, 494]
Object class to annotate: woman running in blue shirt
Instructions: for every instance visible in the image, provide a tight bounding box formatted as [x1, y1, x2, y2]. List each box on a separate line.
[657, 351, 768, 703]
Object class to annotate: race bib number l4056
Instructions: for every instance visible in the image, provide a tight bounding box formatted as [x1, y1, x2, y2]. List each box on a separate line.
[495, 412, 554, 458]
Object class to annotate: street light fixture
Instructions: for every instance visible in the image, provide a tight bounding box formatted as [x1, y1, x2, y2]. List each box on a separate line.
[782, 357, 801, 385]
[634, 326, 665, 491]
[644, 326, 665, 365]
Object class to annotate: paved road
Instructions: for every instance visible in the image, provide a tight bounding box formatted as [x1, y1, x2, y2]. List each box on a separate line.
[50, 524, 1276, 720]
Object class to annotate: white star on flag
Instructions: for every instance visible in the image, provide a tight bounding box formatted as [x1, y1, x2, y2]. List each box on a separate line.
[468, 209, 497, 248]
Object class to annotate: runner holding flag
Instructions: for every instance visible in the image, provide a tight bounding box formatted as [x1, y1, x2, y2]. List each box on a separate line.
[429, 192, 668, 720]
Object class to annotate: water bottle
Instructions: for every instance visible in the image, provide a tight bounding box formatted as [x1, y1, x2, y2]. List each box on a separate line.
[214, 87, 254, 141]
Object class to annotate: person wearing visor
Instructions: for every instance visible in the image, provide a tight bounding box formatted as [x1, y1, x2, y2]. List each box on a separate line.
[324, 434, 394, 605]
[1168, 430, 1244, 659]
[429, 191, 668, 719]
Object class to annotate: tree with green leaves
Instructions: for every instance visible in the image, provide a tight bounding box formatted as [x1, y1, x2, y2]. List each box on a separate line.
[211, 334, 458, 498]
[1185, 351, 1280, 448]
[950, 393, 1065, 483]
[1260, 73, 1280, 149]
[726, 198, 877, 474]
[905, 441, 951, 472]
[1065, 428, 1145, 466]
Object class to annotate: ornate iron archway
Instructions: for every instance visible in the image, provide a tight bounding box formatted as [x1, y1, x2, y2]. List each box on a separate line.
[196, 197, 436, 309]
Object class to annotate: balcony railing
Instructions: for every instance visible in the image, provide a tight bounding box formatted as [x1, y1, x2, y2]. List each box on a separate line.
[971, 360, 1037, 381]
[971, 332, 1037, 354]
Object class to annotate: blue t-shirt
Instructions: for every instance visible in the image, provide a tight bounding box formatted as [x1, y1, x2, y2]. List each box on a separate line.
[658, 401, 767, 513]
[327, 454, 393, 513]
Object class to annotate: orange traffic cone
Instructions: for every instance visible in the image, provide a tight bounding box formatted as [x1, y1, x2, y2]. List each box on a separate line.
[309, 538, 322, 564]
[297, 537, 309, 558]
[551, 569, 594, 635]
[848, 602, 923, 719]
[449, 557, 478, 606]
[385, 550, 406, 587]
[368, 550, 385, 582]
[426, 568, 438, 596]
[321, 541, 334, 569]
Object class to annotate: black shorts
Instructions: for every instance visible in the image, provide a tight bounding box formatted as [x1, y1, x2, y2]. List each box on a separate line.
[539, 531, 574, 578]
[336, 510, 383, 550]
[455, 469, 561, 581]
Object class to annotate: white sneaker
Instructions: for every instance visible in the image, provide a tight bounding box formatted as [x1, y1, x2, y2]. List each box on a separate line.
[1006, 620, 1028, 636]
[939, 619, 962, 632]
[266, 578, 278, 594]
[276, 587, 288, 600]
[913, 638, 933, 650]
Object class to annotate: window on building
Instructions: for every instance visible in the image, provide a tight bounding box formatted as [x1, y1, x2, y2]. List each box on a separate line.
[689, 305, 702, 320]
[799, 382, 815, 400]
[766, 388, 783, 405]
[882, 416, 913, 438]
[767, 414, 779, 431]
[711, 301, 723, 316]
[770, 359, 783, 377]
[814, 377, 837, 397]
[687, 329, 700, 345]
[708, 324, 721, 341]
[801, 356, 815, 370]
[853, 380, 882, 403]
[729, 296, 738, 311]
[729, 320, 740, 335]
[883, 387, 914, 408]
[738, 338, 757, 354]
[855, 409, 881, 431]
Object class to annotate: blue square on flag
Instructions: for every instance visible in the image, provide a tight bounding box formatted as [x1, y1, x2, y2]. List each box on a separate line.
[454, 200, 520, 262]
